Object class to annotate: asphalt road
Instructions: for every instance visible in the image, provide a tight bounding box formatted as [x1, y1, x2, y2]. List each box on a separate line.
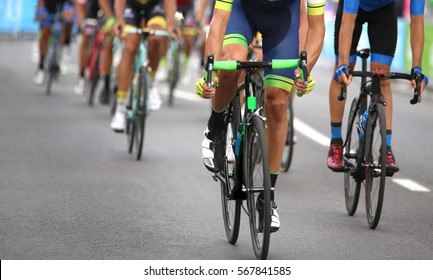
[1, 40, 432, 260]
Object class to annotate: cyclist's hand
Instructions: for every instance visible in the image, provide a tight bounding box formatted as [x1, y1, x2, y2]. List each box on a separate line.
[196, 75, 218, 99]
[294, 69, 314, 95]
[114, 20, 125, 37]
[334, 64, 351, 86]
[103, 17, 116, 34]
[36, 6, 48, 21]
[411, 67, 429, 94]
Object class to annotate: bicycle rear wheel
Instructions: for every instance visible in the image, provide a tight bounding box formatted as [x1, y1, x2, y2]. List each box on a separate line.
[364, 104, 386, 229]
[280, 97, 295, 172]
[45, 43, 60, 95]
[88, 45, 101, 106]
[134, 67, 148, 160]
[221, 96, 242, 244]
[245, 115, 271, 260]
[344, 97, 362, 215]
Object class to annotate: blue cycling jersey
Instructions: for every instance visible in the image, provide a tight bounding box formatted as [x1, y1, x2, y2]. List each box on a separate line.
[344, 0, 424, 15]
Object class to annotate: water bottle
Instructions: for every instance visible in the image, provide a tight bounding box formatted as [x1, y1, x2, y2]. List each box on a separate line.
[235, 123, 243, 156]
[358, 109, 368, 140]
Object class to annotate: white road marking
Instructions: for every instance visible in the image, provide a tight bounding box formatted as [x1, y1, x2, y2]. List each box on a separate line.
[392, 178, 431, 192]
[294, 118, 330, 147]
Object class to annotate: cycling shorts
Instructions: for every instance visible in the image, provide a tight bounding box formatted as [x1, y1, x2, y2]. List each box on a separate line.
[224, 0, 300, 91]
[40, 0, 75, 27]
[124, 1, 166, 29]
[334, 0, 397, 65]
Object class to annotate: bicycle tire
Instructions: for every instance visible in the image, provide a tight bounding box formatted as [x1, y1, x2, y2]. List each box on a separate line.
[364, 104, 386, 229]
[245, 115, 271, 260]
[45, 41, 59, 96]
[126, 86, 135, 154]
[88, 44, 102, 106]
[344, 97, 362, 216]
[134, 67, 148, 160]
[168, 42, 180, 106]
[221, 96, 242, 244]
[110, 84, 117, 116]
[280, 97, 295, 172]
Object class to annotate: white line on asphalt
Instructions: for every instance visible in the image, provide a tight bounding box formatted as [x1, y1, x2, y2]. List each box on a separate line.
[392, 178, 431, 192]
[160, 86, 206, 102]
[294, 118, 330, 147]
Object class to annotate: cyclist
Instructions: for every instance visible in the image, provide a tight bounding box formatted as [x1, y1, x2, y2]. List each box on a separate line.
[196, 0, 325, 232]
[328, 0, 429, 175]
[156, 0, 198, 84]
[74, 0, 116, 98]
[97, 0, 116, 104]
[110, 0, 177, 132]
[33, 0, 76, 86]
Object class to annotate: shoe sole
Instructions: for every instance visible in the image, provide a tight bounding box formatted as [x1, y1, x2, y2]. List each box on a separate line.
[327, 165, 346, 173]
[112, 128, 124, 133]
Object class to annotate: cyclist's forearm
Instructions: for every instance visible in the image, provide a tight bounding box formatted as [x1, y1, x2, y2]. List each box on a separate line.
[195, 0, 209, 23]
[98, 0, 114, 18]
[410, 15, 424, 68]
[115, 0, 126, 23]
[337, 12, 356, 66]
[163, 0, 176, 32]
[304, 14, 325, 72]
[204, 9, 230, 62]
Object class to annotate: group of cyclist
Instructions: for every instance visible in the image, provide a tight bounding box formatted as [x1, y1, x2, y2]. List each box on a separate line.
[31, 0, 429, 234]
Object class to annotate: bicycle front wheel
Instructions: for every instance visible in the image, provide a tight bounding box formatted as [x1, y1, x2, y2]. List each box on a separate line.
[126, 86, 135, 154]
[344, 97, 362, 216]
[280, 97, 295, 172]
[134, 67, 149, 160]
[88, 47, 101, 106]
[221, 96, 242, 244]
[168, 42, 180, 106]
[364, 104, 386, 229]
[245, 115, 271, 260]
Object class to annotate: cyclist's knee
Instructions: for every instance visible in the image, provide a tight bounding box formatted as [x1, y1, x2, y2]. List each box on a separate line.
[123, 39, 139, 58]
[265, 88, 289, 122]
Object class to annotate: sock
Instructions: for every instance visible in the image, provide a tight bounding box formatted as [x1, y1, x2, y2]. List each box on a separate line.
[39, 55, 45, 70]
[104, 74, 110, 88]
[270, 173, 278, 201]
[258, 173, 278, 202]
[206, 107, 227, 139]
[116, 90, 127, 103]
[331, 122, 343, 144]
[386, 130, 392, 147]
[80, 69, 85, 78]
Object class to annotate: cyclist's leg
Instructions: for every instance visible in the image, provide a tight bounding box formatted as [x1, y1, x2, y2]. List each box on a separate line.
[146, 4, 167, 111]
[202, 0, 251, 173]
[327, 0, 362, 171]
[33, 11, 54, 85]
[76, 1, 98, 94]
[367, 2, 398, 172]
[179, 3, 198, 83]
[59, 1, 76, 74]
[111, 4, 141, 132]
